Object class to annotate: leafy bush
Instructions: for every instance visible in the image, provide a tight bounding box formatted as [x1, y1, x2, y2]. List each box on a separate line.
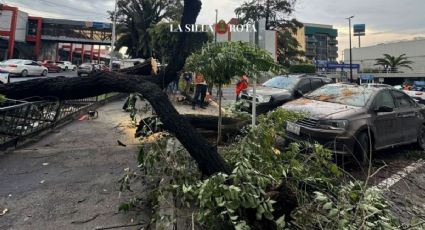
[289, 64, 316, 74]
[120, 108, 412, 229]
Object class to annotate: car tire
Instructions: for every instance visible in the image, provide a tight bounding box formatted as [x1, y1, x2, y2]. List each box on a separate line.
[78, 73, 81, 77]
[21, 69, 28, 77]
[72, 67, 77, 71]
[65, 66, 68, 71]
[417, 124, 425, 150]
[354, 132, 372, 167]
[41, 70, 47, 76]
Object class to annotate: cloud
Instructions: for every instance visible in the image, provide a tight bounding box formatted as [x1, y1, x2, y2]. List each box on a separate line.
[5, 0, 425, 57]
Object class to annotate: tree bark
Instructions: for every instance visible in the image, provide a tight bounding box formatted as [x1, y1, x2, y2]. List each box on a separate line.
[0, 72, 229, 176]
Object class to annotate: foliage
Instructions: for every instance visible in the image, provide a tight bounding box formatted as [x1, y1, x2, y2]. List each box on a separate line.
[277, 30, 305, 67]
[288, 64, 316, 74]
[113, 0, 183, 58]
[185, 41, 284, 143]
[235, 0, 301, 31]
[235, 0, 304, 66]
[120, 106, 407, 229]
[149, 22, 212, 64]
[293, 183, 400, 229]
[185, 41, 284, 84]
[374, 54, 414, 72]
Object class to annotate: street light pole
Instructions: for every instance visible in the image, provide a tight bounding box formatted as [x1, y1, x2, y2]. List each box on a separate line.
[346, 15, 354, 82]
[109, 0, 117, 70]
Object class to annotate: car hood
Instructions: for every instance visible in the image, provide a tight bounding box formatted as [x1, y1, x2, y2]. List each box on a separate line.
[282, 98, 363, 119]
[246, 86, 291, 96]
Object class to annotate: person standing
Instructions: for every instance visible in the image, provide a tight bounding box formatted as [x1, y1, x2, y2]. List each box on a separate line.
[183, 72, 193, 96]
[192, 73, 207, 109]
[235, 74, 249, 101]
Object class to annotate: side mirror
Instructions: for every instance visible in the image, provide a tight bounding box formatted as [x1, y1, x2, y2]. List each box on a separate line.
[374, 106, 393, 113]
[294, 90, 304, 97]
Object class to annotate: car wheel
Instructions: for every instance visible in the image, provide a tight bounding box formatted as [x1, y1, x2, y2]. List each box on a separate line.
[354, 132, 372, 167]
[73, 67, 77, 71]
[65, 66, 68, 71]
[21, 69, 28, 77]
[41, 70, 47, 76]
[417, 124, 425, 150]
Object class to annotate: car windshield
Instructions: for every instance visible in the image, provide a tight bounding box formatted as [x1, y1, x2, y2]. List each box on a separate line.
[262, 76, 299, 90]
[305, 84, 375, 107]
[57, 61, 64, 64]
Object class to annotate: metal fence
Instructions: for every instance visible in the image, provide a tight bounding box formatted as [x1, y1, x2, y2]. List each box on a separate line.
[0, 93, 121, 149]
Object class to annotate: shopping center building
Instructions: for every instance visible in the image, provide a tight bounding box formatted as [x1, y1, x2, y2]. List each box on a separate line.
[343, 38, 425, 84]
[0, 4, 112, 64]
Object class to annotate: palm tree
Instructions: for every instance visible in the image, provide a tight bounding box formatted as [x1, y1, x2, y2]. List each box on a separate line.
[375, 54, 413, 72]
[112, 0, 182, 58]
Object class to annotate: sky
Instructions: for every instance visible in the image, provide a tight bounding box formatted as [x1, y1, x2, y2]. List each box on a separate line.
[4, 0, 425, 60]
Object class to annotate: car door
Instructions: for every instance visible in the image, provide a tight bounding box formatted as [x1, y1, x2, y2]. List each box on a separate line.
[391, 90, 422, 143]
[371, 90, 400, 148]
[310, 78, 325, 91]
[22, 60, 35, 75]
[295, 78, 312, 96]
[32, 61, 43, 74]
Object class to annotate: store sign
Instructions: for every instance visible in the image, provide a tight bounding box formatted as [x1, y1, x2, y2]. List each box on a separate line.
[354, 24, 366, 36]
[170, 20, 257, 33]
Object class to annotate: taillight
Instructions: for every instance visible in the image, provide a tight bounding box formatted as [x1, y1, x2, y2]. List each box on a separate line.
[9, 64, 17, 67]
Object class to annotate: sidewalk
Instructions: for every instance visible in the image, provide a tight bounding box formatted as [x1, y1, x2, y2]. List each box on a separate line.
[0, 99, 147, 230]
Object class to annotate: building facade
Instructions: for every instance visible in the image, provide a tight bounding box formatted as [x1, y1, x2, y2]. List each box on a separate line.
[295, 23, 338, 63]
[0, 4, 112, 63]
[343, 38, 425, 74]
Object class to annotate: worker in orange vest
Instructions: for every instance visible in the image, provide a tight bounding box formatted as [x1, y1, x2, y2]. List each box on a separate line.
[235, 74, 249, 101]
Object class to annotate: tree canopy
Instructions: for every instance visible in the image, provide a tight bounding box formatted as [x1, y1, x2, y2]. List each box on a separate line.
[185, 41, 283, 83]
[375, 53, 414, 72]
[113, 0, 183, 58]
[235, 0, 304, 66]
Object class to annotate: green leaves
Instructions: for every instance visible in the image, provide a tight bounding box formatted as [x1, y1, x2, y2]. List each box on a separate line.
[185, 41, 285, 85]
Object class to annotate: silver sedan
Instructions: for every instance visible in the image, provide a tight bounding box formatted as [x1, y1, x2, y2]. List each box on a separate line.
[0, 59, 48, 77]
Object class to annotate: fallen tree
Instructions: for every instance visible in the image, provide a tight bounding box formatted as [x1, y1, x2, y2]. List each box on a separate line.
[0, 0, 229, 177]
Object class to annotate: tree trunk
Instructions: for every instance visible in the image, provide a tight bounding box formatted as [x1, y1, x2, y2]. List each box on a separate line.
[217, 84, 223, 145]
[0, 72, 229, 176]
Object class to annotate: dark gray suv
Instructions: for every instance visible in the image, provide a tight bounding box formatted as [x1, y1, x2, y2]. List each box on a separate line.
[240, 74, 332, 114]
[282, 83, 425, 164]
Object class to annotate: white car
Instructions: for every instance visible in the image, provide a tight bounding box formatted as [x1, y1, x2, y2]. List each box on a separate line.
[0, 68, 10, 84]
[56, 61, 77, 71]
[0, 59, 48, 77]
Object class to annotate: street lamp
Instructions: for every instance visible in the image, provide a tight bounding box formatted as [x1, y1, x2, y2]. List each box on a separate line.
[109, 0, 118, 70]
[346, 15, 354, 82]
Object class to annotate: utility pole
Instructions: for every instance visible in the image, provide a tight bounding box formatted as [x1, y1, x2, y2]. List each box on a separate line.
[109, 0, 117, 70]
[346, 15, 354, 82]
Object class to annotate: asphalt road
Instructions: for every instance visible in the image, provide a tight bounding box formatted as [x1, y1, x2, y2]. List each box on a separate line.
[9, 70, 78, 83]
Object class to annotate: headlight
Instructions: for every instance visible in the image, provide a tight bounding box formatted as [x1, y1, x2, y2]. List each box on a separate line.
[257, 95, 272, 103]
[317, 119, 348, 130]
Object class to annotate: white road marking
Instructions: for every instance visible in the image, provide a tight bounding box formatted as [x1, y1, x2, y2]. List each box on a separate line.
[375, 159, 424, 190]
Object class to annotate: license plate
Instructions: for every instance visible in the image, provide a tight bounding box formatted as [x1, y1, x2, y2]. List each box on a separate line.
[242, 101, 250, 108]
[286, 122, 300, 135]
[0, 72, 9, 84]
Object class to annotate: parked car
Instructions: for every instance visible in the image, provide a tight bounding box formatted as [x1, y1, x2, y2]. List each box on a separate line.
[41, 60, 62, 73]
[56, 61, 77, 71]
[100, 64, 110, 72]
[393, 85, 425, 105]
[77, 63, 102, 76]
[282, 83, 425, 165]
[0, 68, 10, 84]
[240, 74, 332, 114]
[0, 59, 48, 77]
